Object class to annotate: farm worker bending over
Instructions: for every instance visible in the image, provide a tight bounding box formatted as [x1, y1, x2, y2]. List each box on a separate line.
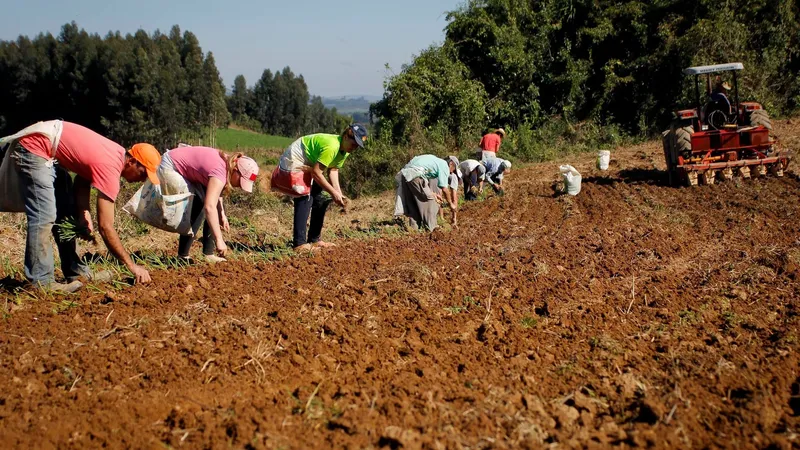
[476, 128, 505, 161]
[0, 120, 161, 291]
[484, 158, 512, 194]
[430, 156, 462, 222]
[394, 155, 459, 231]
[158, 146, 259, 263]
[276, 124, 368, 251]
[459, 159, 487, 201]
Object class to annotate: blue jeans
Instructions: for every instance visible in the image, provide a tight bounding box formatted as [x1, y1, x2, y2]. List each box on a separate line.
[12, 143, 87, 284]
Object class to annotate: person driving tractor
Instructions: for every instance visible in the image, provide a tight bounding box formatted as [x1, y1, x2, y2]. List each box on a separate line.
[705, 77, 734, 128]
[710, 78, 732, 113]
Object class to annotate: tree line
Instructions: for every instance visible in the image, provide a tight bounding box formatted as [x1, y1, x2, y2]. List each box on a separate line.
[0, 22, 350, 150]
[371, 0, 800, 152]
[227, 70, 351, 137]
[0, 22, 228, 149]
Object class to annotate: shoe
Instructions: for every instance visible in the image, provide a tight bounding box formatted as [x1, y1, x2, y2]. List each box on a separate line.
[40, 280, 84, 294]
[67, 270, 115, 284]
[313, 241, 337, 249]
[293, 243, 314, 252]
[204, 254, 227, 263]
[178, 256, 196, 265]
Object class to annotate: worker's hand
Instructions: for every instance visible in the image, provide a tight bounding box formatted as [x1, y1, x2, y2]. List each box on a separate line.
[434, 193, 443, 204]
[129, 264, 152, 284]
[333, 191, 347, 207]
[216, 241, 228, 258]
[79, 210, 94, 234]
[220, 214, 230, 233]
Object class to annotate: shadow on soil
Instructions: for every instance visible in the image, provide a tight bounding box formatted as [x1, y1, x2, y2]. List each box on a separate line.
[583, 168, 671, 187]
[0, 277, 27, 294]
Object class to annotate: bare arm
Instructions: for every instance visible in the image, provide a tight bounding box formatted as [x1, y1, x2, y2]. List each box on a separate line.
[217, 197, 229, 232]
[443, 187, 458, 227]
[329, 168, 343, 196]
[204, 178, 227, 255]
[97, 192, 151, 283]
[73, 176, 94, 236]
[312, 163, 344, 206]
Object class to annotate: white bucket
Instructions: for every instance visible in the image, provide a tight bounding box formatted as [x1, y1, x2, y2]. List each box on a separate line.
[560, 165, 582, 196]
[596, 150, 611, 171]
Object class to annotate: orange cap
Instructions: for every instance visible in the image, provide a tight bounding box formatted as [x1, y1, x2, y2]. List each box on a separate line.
[128, 143, 161, 185]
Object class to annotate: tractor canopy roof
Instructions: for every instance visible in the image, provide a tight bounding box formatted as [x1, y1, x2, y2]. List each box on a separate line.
[683, 63, 744, 76]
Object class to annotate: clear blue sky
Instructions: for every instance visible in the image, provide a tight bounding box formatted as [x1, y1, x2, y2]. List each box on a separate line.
[0, 0, 460, 97]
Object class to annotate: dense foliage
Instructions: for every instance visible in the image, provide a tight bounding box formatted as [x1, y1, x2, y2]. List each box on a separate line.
[0, 22, 352, 149]
[227, 69, 351, 137]
[0, 22, 229, 149]
[372, 0, 800, 155]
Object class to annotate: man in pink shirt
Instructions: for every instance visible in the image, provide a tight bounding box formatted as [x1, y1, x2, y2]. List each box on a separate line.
[2, 120, 160, 291]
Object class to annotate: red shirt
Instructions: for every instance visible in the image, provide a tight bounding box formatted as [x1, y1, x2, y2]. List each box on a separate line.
[480, 133, 502, 152]
[19, 122, 125, 200]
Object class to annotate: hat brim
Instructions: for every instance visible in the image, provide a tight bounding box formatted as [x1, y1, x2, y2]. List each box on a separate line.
[239, 178, 254, 193]
[353, 134, 365, 148]
[147, 169, 160, 186]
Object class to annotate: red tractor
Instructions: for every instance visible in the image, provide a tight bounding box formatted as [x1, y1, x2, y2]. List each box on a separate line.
[662, 62, 790, 186]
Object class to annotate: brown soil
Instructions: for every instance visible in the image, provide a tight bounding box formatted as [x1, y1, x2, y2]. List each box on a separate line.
[2, 125, 800, 449]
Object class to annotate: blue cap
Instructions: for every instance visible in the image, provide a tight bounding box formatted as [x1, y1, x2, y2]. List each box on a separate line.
[350, 123, 368, 148]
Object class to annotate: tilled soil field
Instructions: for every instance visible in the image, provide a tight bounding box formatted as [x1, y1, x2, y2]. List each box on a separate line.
[2, 135, 800, 449]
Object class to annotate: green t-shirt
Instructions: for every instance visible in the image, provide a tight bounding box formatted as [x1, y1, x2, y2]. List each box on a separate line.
[301, 133, 348, 169]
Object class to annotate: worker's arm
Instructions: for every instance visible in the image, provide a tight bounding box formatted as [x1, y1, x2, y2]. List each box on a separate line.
[204, 177, 228, 256]
[443, 187, 458, 228]
[73, 176, 94, 237]
[312, 163, 345, 206]
[328, 168, 347, 209]
[96, 193, 151, 283]
[328, 168, 342, 195]
[217, 198, 229, 232]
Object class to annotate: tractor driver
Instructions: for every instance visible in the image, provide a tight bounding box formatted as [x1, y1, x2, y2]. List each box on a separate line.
[705, 79, 733, 129]
[710, 80, 732, 114]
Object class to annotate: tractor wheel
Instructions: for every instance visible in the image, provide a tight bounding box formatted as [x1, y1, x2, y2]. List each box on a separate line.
[748, 109, 773, 131]
[664, 124, 693, 186]
[674, 125, 694, 161]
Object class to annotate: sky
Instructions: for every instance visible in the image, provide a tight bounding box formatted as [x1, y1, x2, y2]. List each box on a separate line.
[0, 0, 461, 98]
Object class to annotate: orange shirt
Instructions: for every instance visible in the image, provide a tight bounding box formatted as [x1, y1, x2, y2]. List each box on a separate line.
[19, 122, 126, 200]
[479, 133, 502, 152]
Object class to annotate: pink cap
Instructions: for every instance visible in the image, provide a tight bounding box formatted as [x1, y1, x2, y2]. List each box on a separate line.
[237, 156, 259, 193]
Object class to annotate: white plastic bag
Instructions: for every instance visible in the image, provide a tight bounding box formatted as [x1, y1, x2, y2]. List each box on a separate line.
[596, 150, 611, 171]
[0, 144, 25, 212]
[560, 165, 582, 196]
[123, 179, 198, 236]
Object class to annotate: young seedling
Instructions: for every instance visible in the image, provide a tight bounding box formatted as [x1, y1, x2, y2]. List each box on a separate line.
[55, 217, 96, 243]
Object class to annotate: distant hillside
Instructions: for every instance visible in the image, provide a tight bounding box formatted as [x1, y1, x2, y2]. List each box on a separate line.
[321, 95, 380, 114]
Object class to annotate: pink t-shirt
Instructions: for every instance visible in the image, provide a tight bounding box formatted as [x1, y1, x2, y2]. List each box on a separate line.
[19, 122, 125, 200]
[480, 133, 502, 152]
[167, 146, 227, 187]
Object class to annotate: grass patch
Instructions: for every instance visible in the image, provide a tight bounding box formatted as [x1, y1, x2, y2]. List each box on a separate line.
[215, 128, 293, 152]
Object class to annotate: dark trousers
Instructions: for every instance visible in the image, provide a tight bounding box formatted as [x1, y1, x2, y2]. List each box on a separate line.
[178, 197, 215, 257]
[293, 182, 331, 247]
